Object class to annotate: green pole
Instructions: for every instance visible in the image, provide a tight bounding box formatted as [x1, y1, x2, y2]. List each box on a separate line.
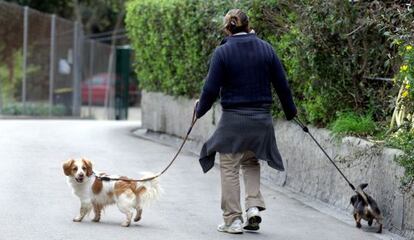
[115, 46, 131, 120]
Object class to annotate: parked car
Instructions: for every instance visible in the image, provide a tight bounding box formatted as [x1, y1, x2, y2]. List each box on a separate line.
[81, 73, 138, 106]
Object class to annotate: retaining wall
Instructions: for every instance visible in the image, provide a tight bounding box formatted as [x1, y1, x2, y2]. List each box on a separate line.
[141, 91, 414, 238]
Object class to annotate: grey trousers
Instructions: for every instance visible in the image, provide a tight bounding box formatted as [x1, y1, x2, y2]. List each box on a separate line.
[219, 151, 265, 225]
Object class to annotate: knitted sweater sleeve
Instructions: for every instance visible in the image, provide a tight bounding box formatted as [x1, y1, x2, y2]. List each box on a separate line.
[196, 49, 224, 118]
[270, 50, 297, 120]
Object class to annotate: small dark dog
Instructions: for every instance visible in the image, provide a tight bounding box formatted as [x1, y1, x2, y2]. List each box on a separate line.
[350, 183, 383, 233]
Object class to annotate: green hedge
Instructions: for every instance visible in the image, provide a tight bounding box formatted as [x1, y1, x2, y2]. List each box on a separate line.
[126, 0, 413, 127]
[126, 0, 299, 97]
[126, 0, 226, 97]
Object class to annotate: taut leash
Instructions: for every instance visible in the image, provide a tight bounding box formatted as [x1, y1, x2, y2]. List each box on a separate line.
[293, 117, 356, 191]
[96, 105, 198, 183]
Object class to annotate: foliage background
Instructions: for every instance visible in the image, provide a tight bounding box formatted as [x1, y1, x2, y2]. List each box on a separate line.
[126, 0, 413, 127]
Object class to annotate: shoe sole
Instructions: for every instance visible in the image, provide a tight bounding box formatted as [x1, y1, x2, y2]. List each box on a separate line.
[217, 228, 243, 234]
[243, 216, 262, 231]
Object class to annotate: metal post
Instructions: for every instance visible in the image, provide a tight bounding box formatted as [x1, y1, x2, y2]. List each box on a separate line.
[88, 40, 94, 117]
[72, 22, 78, 116]
[105, 45, 115, 119]
[79, 28, 84, 116]
[48, 14, 56, 116]
[22, 6, 28, 112]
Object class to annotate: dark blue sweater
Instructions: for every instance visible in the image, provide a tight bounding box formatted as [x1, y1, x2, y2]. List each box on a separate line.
[196, 33, 297, 120]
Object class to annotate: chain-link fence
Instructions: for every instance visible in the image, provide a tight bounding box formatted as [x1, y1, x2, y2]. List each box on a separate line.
[0, 1, 116, 119]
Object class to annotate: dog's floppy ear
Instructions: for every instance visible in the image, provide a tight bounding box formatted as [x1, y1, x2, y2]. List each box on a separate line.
[63, 159, 75, 176]
[82, 158, 93, 177]
[359, 183, 368, 190]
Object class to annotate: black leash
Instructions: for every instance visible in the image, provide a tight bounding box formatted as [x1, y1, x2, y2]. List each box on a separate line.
[96, 105, 198, 183]
[294, 117, 356, 191]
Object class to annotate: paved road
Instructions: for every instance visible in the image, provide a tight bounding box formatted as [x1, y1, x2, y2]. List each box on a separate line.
[0, 120, 402, 240]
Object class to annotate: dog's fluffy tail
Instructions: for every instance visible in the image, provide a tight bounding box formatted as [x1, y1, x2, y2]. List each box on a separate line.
[137, 172, 162, 207]
[356, 185, 369, 205]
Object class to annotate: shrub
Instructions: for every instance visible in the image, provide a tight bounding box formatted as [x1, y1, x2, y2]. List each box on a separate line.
[388, 42, 414, 191]
[1, 102, 66, 116]
[330, 112, 377, 136]
[0, 48, 40, 104]
[387, 130, 414, 193]
[125, 0, 303, 97]
[291, 0, 414, 125]
[126, 0, 413, 127]
[389, 43, 414, 131]
[125, 0, 227, 97]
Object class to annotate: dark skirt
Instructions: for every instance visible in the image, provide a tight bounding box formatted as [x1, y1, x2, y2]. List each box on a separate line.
[199, 105, 284, 173]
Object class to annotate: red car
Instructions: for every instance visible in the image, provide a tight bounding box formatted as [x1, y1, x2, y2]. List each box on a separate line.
[81, 73, 138, 106]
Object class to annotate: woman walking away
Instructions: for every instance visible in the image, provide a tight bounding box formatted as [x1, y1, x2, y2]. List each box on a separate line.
[195, 9, 297, 234]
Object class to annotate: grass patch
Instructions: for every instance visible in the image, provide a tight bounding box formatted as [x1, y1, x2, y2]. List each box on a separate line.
[330, 112, 377, 136]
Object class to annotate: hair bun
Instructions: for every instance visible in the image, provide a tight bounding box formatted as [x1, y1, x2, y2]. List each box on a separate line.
[223, 9, 249, 35]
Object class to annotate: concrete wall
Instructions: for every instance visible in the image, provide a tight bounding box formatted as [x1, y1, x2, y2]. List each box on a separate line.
[142, 91, 414, 238]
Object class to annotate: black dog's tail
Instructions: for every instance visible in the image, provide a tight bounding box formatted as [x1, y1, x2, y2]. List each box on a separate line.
[355, 183, 383, 221]
[355, 183, 370, 205]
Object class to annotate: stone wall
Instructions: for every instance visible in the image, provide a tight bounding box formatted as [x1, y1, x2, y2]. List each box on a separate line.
[141, 91, 414, 238]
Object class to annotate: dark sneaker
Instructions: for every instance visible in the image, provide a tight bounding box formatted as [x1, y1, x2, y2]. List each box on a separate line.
[244, 207, 261, 231]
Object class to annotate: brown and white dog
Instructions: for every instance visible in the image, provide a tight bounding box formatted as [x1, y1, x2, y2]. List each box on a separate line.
[63, 158, 161, 227]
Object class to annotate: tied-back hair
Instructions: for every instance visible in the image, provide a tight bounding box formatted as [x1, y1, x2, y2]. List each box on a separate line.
[223, 9, 250, 35]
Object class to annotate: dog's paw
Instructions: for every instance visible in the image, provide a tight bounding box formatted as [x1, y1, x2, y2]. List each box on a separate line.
[356, 222, 362, 228]
[121, 221, 131, 227]
[92, 218, 100, 222]
[73, 217, 83, 222]
[134, 216, 141, 222]
[377, 224, 383, 234]
[368, 219, 373, 226]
